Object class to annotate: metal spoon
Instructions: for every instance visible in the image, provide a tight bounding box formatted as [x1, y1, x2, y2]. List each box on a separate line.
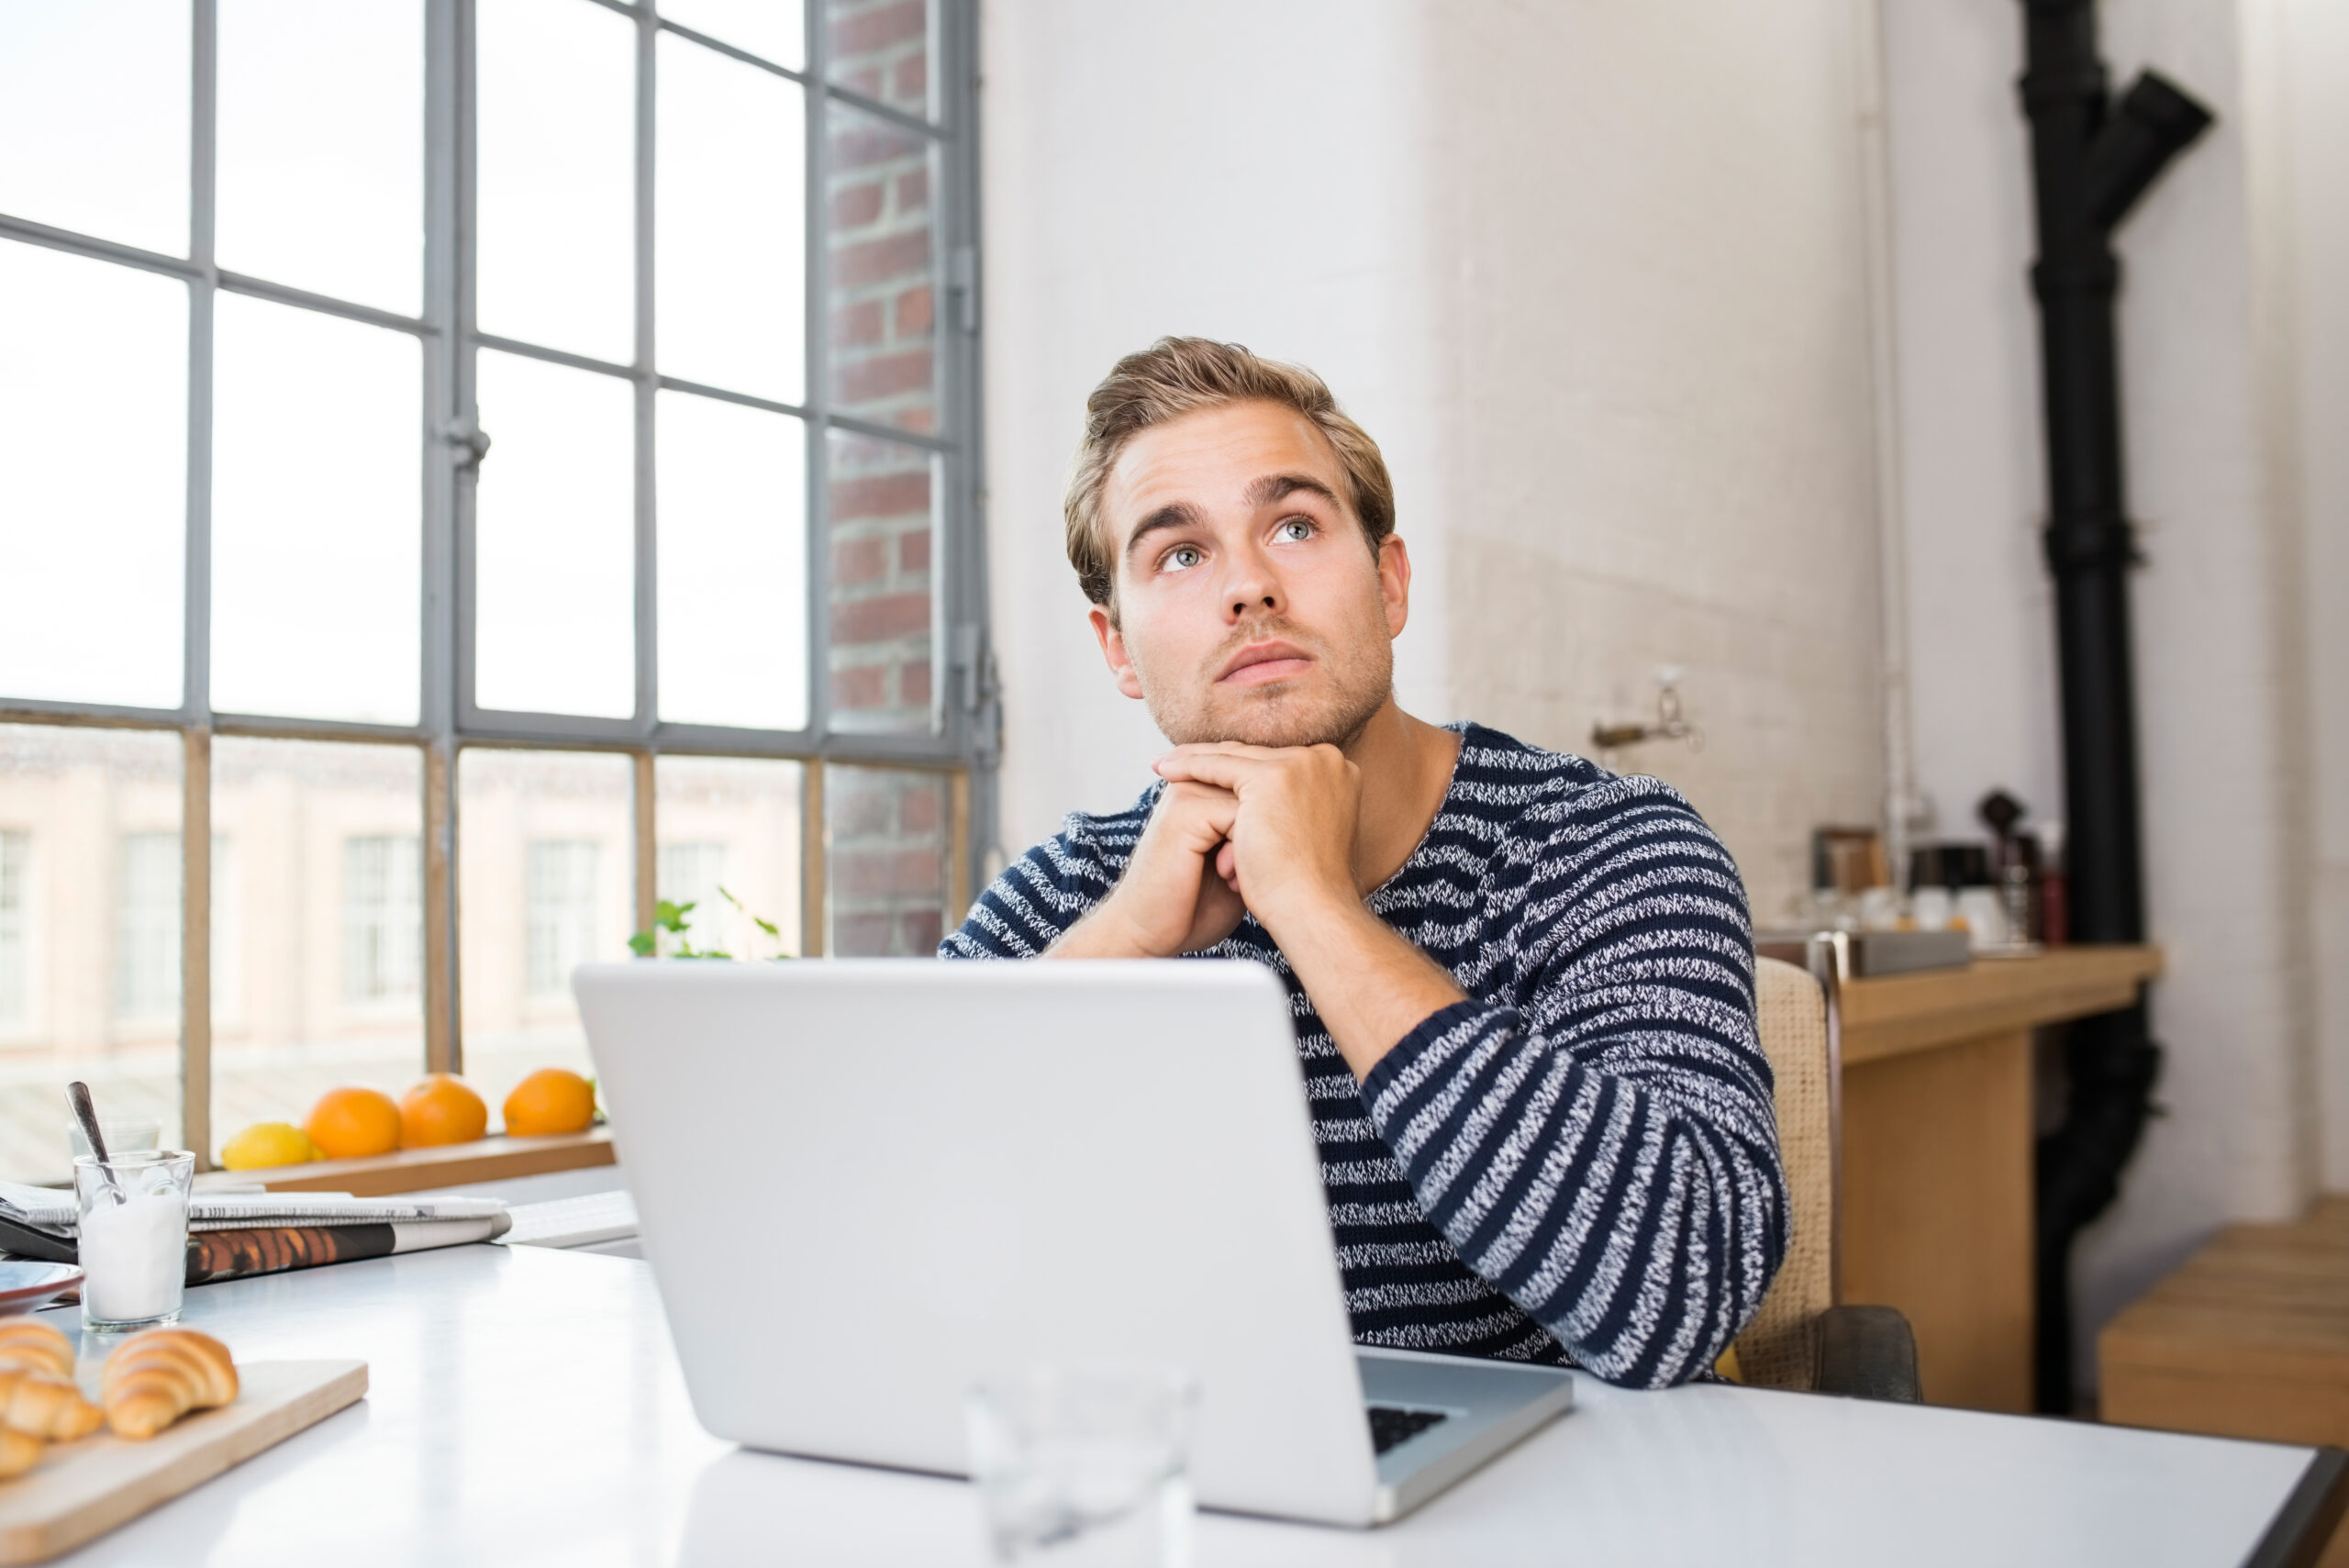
[67, 1081, 126, 1207]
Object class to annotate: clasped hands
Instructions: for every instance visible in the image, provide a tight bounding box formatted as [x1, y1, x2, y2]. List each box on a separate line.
[1059, 742, 1364, 960]
[1050, 742, 1469, 1076]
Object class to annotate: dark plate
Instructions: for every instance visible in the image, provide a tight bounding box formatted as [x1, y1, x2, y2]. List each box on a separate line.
[0, 1261, 83, 1315]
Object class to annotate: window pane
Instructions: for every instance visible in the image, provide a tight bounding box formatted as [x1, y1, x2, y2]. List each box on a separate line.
[458, 749, 633, 1121]
[654, 755, 803, 956]
[208, 740, 426, 1161]
[212, 295, 422, 724]
[659, 0, 804, 71]
[473, 351, 637, 717]
[825, 0, 933, 124]
[0, 243, 185, 709]
[657, 392, 808, 730]
[656, 32, 805, 403]
[825, 764, 947, 956]
[826, 101, 937, 434]
[217, 0, 424, 313]
[0, 1, 190, 255]
[0, 726, 184, 1181]
[477, 0, 635, 363]
[827, 429, 937, 734]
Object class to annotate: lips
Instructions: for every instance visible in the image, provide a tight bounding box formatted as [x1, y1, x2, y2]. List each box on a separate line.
[1217, 639, 1315, 687]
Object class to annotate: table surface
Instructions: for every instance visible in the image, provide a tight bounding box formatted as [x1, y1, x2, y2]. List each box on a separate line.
[29, 1242, 2329, 1567]
[1835, 943, 2164, 1064]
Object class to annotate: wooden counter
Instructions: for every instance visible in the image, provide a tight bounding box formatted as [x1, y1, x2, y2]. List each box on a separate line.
[1835, 945, 2162, 1414]
[193, 1129, 616, 1196]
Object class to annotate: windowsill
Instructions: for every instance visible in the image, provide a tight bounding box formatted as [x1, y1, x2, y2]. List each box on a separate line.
[193, 1128, 615, 1196]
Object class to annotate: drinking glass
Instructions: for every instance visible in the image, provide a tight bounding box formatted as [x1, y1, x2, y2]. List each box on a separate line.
[967, 1365, 1198, 1567]
[73, 1150, 195, 1331]
[64, 1117, 164, 1162]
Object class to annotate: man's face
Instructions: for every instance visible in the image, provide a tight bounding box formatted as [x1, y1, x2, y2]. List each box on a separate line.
[1090, 400, 1409, 749]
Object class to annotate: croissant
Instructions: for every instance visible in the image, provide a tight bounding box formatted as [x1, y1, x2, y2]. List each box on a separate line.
[0, 1369, 102, 1441]
[0, 1321, 74, 1381]
[0, 1429, 40, 1481]
[101, 1328, 239, 1440]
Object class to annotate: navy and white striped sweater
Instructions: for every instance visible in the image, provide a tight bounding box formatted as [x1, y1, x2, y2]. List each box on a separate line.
[941, 723, 1787, 1388]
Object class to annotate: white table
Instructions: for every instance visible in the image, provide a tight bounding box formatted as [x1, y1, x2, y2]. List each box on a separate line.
[33, 1244, 2340, 1566]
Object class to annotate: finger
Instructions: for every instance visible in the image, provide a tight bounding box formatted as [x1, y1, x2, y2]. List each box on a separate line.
[1152, 751, 1265, 789]
[1216, 840, 1238, 884]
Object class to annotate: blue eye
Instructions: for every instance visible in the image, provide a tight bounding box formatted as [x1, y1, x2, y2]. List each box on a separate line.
[1164, 545, 1203, 571]
[1277, 517, 1314, 541]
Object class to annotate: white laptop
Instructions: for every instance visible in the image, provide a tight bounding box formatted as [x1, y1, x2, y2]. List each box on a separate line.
[573, 958, 1574, 1527]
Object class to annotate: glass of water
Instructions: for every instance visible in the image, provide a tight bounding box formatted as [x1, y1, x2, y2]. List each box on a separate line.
[967, 1364, 1199, 1566]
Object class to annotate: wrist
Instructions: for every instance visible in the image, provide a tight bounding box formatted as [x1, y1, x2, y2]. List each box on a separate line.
[1048, 889, 1164, 959]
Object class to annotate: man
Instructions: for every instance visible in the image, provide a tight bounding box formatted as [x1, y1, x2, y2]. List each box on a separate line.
[942, 338, 1785, 1389]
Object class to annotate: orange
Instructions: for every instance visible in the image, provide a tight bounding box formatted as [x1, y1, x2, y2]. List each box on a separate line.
[503, 1068, 597, 1138]
[398, 1073, 488, 1148]
[304, 1086, 402, 1160]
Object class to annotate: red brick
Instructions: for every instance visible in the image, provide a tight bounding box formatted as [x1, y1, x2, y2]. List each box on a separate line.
[830, 117, 923, 173]
[831, 912, 895, 956]
[831, 229, 930, 289]
[894, 284, 933, 338]
[899, 907, 943, 952]
[838, 66, 884, 98]
[897, 528, 930, 573]
[829, 470, 930, 521]
[830, 591, 930, 644]
[832, 846, 942, 898]
[838, 348, 932, 404]
[832, 537, 886, 586]
[893, 53, 928, 106]
[894, 406, 935, 435]
[896, 167, 929, 213]
[831, 179, 884, 229]
[830, 664, 885, 711]
[901, 658, 931, 706]
[831, 298, 884, 349]
[831, 0, 925, 57]
[899, 778, 941, 832]
[829, 773, 894, 834]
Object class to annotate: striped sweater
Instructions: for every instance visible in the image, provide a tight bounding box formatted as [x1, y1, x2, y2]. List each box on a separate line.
[941, 723, 1787, 1388]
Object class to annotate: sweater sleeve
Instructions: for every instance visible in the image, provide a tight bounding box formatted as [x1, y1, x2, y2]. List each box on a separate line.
[1357, 778, 1787, 1388]
[939, 814, 1128, 960]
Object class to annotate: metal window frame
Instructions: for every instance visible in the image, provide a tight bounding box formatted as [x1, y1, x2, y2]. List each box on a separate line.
[0, 0, 988, 1168]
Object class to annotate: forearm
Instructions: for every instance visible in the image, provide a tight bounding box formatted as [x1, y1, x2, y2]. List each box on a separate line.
[1256, 894, 1465, 1078]
[1363, 1003, 1787, 1387]
[1042, 899, 1151, 959]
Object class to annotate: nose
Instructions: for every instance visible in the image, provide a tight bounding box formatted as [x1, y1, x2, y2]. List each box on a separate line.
[1220, 540, 1285, 623]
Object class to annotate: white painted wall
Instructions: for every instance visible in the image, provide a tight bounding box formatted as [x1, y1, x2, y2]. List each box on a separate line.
[1882, 0, 2341, 1393]
[979, 0, 1887, 920]
[2271, 0, 2349, 1192]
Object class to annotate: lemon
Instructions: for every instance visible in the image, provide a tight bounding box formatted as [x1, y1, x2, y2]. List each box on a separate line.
[220, 1121, 319, 1171]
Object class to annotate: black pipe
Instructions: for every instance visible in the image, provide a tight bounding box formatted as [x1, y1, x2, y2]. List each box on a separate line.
[2016, 0, 2210, 1414]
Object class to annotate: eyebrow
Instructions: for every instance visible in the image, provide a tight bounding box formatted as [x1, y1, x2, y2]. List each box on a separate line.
[1120, 473, 1345, 560]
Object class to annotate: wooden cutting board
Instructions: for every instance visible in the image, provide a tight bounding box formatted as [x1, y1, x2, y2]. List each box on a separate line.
[0, 1359, 367, 1564]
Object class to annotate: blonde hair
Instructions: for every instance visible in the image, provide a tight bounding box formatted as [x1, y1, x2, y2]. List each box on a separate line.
[1063, 337, 1396, 609]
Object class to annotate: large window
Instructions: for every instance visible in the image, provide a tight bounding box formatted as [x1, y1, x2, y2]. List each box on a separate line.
[0, 0, 986, 1177]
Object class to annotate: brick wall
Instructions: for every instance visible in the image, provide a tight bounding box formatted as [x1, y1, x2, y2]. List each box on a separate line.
[826, 763, 949, 955]
[822, 0, 952, 954]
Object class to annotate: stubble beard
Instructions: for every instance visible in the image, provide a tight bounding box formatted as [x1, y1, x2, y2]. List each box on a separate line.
[1132, 617, 1395, 751]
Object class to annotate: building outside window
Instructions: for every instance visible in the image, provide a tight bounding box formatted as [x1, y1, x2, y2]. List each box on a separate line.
[0, 1, 985, 1173]
[114, 832, 183, 1026]
[655, 840, 727, 946]
[0, 831, 27, 1027]
[525, 840, 600, 998]
[344, 834, 423, 1005]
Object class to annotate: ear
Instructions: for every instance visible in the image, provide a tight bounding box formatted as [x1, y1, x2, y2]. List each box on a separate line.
[1088, 604, 1148, 701]
[1377, 534, 1412, 639]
